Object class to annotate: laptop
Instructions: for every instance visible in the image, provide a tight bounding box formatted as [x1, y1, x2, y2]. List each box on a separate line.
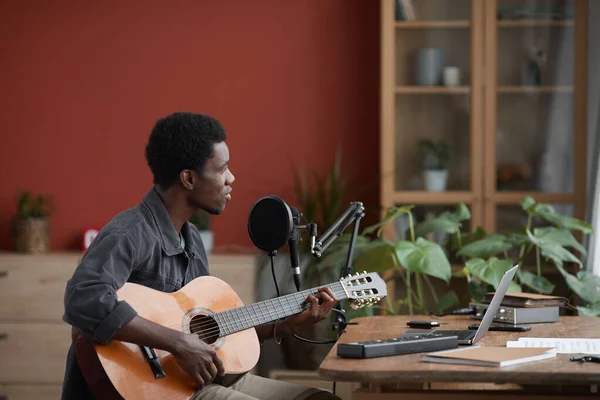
[403, 265, 519, 345]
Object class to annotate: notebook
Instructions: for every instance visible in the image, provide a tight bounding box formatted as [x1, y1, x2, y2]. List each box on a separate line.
[482, 292, 568, 308]
[421, 346, 557, 367]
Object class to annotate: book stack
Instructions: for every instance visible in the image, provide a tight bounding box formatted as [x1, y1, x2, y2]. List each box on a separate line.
[470, 293, 569, 325]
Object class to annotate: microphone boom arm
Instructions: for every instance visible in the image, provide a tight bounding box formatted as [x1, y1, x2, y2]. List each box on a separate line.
[312, 202, 365, 259]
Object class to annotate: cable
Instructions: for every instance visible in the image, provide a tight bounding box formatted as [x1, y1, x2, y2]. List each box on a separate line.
[269, 249, 343, 345]
[269, 252, 280, 297]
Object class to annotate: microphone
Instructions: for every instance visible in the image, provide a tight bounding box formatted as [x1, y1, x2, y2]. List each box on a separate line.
[288, 206, 302, 291]
[308, 223, 317, 255]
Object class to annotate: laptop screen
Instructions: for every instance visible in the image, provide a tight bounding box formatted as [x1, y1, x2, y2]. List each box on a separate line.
[471, 265, 519, 344]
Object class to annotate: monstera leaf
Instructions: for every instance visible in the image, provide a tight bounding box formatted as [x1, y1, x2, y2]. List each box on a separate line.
[465, 257, 514, 288]
[394, 238, 451, 283]
[517, 269, 555, 294]
[457, 234, 513, 259]
[526, 230, 581, 268]
[414, 203, 471, 238]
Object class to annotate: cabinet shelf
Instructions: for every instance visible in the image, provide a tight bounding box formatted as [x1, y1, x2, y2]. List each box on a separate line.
[395, 86, 470, 94]
[497, 19, 574, 28]
[497, 86, 574, 94]
[395, 20, 471, 29]
[393, 191, 474, 205]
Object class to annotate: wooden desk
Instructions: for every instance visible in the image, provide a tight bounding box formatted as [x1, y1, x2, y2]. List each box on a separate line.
[318, 315, 600, 399]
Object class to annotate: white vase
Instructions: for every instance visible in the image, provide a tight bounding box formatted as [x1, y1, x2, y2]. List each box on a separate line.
[423, 170, 448, 192]
[199, 230, 214, 254]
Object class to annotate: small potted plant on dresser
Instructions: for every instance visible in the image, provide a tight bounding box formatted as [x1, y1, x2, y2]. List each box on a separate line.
[12, 190, 54, 253]
[189, 209, 213, 254]
[418, 138, 451, 192]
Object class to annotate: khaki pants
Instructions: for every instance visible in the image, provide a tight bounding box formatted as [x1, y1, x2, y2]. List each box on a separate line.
[190, 373, 341, 400]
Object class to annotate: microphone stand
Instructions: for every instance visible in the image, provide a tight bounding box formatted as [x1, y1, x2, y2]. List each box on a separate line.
[312, 201, 365, 335]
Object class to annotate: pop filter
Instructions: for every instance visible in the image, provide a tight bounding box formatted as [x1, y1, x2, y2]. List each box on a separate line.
[248, 195, 293, 253]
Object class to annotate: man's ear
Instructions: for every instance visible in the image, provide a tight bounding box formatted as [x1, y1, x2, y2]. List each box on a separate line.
[180, 169, 196, 190]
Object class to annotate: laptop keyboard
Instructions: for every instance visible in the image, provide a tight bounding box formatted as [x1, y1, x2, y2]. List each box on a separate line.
[429, 330, 474, 341]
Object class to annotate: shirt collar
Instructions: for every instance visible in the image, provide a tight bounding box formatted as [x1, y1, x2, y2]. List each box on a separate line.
[142, 188, 203, 258]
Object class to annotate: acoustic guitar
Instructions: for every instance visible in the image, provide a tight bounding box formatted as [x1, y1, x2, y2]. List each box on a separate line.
[73, 271, 386, 399]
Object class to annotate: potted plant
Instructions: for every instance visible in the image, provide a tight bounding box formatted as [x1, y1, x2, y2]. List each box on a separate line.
[324, 196, 594, 317]
[12, 190, 54, 253]
[417, 139, 450, 192]
[189, 209, 213, 254]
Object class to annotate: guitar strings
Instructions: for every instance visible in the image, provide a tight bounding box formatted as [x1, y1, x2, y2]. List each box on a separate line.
[192, 296, 348, 343]
[160, 286, 348, 338]
[183, 289, 348, 338]
[187, 288, 350, 341]
[161, 285, 346, 331]
[183, 286, 346, 333]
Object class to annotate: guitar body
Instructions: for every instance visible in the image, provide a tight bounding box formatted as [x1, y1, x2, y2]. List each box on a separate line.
[84, 276, 260, 400]
[72, 271, 386, 400]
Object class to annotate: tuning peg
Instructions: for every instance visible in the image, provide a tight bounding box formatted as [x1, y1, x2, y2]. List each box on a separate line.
[354, 272, 360, 276]
[362, 270, 367, 275]
[350, 301, 359, 310]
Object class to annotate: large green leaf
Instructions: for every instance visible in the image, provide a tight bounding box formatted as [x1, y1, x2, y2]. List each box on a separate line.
[530, 203, 593, 234]
[435, 291, 459, 315]
[577, 303, 600, 317]
[353, 243, 399, 274]
[394, 238, 451, 283]
[457, 234, 513, 259]
[414, 218, 460, 238]
[533, 227, 587, 256]
[465, 257, 514, 288]
[517, 269, 555, 294]
[526, 230, 581, 268]
[555, 266, 600, 304]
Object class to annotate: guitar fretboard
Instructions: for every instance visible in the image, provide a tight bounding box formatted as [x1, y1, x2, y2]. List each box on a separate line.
[214, 282, 346, 336]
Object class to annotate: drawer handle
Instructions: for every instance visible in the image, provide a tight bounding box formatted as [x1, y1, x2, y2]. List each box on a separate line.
[0, 333, 7, 341]
[0, 270, 6, 278]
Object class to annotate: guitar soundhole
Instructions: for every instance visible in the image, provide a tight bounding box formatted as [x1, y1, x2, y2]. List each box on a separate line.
[189, 314, 220, 344]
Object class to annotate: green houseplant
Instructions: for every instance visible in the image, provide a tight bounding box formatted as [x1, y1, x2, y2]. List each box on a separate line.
[323, 196, 595, 317]
[12, 190, 54, 253]
[189, 209, 213, 254]
[418, 139, 451, 192]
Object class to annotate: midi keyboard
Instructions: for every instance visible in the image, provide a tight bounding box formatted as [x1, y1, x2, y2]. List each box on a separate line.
[337, 334, 458, 359]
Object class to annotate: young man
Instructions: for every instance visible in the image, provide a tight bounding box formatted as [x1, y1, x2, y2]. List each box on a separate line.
[62, 112, 341, 400]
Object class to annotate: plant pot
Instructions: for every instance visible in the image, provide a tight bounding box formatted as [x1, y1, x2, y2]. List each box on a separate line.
[12, 217, 50, 253]
[423, 169, 448, 192]
[199, 230, 214, 254]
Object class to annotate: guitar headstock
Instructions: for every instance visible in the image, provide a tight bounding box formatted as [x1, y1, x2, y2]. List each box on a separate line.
[340, 271, 387, 310]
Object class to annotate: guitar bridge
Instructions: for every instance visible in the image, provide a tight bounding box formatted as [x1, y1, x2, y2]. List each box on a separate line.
[141, 346, 166, 379]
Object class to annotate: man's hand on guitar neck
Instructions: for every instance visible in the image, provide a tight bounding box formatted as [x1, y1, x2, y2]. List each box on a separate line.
[280, 287, 338, 336]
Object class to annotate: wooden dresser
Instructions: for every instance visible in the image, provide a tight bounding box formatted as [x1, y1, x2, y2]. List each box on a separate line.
[0, 252, 256, 400]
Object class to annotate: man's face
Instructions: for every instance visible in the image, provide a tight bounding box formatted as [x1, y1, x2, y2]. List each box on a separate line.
[191, 141, 235, 215]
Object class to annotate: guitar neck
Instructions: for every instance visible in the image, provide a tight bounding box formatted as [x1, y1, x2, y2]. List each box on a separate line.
[214, 281, 347, 337]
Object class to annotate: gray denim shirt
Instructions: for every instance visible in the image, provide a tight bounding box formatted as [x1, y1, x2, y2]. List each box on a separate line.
[61, 188, 210, 399]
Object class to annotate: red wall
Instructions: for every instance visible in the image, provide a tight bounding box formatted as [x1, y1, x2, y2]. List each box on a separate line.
[0, 1, 380, 251]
